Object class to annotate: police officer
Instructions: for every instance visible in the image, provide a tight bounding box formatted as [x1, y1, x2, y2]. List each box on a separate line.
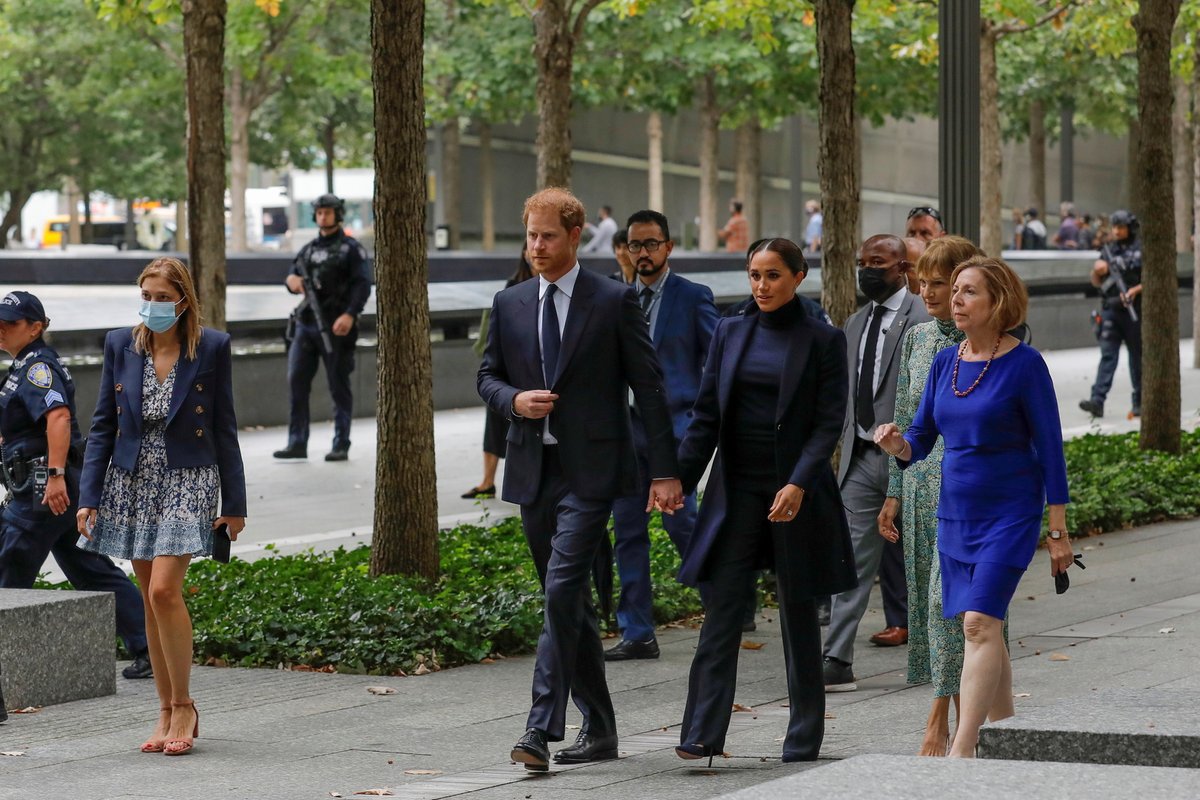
[274, 194, 371, 461]
[0, 291, 152, 679]
[1080, 210, 1142, 419]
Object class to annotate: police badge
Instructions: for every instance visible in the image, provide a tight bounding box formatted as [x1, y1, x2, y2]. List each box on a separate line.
[27, 362, 53, 389]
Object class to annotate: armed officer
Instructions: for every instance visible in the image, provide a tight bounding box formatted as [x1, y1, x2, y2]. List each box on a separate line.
[1080, 209, 1143, 419]
[0, 291, 152, 679]
[274, 193, 371, 462]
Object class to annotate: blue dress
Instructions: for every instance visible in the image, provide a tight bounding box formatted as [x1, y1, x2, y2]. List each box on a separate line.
[901, 342, 1070, 619]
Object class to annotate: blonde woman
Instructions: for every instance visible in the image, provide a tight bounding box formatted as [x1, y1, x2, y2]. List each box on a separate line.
[78, 258, 246, 756]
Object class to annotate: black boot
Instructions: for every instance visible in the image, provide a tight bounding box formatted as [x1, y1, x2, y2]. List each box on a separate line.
[273, 444, 308, 459]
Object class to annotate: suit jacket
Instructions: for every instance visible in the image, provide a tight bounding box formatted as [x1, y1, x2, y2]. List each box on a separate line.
[477, 266, 679, 505]
[675, 304, 857, 594]
[79, 327, 248, 517]
[648, 271, 719, 442]
[837, 290, 930, 486]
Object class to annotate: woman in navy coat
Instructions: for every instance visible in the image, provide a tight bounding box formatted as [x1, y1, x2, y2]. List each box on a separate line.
[672, 238, 856, 763]
[77, 257, 246, 756]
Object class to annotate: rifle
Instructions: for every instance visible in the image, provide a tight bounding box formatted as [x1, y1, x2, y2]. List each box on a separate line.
[1098, 244, 1139, 323]
[294, 257, 335, 357]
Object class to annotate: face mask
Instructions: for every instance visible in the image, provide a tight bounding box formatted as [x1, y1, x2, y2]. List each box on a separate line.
[139, 299, 183, 333]
[858, 268, 897, 303]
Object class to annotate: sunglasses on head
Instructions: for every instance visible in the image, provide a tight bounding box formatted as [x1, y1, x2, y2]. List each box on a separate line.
[907, 206, 942, 223]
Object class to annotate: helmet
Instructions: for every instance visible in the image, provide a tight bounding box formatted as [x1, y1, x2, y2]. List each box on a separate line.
[1109, 209, 1138, 239]
[312, 193, 345, 224]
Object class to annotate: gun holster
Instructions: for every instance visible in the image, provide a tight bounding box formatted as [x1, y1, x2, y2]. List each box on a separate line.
[284, 309, 298, 347]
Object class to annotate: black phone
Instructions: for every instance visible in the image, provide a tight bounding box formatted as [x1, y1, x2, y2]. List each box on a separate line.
[212, 523, 232, 564]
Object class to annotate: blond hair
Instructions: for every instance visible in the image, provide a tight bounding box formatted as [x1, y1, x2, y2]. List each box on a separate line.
[917, 236, 983, 283]
[133, 257, 203, 360]
[951, 255, 1028, 332]
[522, 187, 586, 233]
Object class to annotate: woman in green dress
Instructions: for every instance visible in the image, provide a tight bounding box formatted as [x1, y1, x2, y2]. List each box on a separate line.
[877, 236, 981, 756]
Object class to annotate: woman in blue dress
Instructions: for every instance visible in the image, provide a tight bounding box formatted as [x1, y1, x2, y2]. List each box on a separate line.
[875, 255, 1074, 758]
[77, 257, 247, 756]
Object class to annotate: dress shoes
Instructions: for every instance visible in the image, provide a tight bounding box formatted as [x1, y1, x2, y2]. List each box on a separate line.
[273, 445, 307, 459]
[823, 656, 857, 692]
[1078, 399, 1104, 418]
[461, 485, 496, 499]
[510, 728, 550, 772]
[324, 447, 349, 462]
[869, 626, 909, 647]
[553, 730, 619, 763]
[122, 652, 154, 679]
[603, 638, 660, 661]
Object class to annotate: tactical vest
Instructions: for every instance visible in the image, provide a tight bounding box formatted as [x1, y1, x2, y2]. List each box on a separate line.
[298, 233, 355, 323]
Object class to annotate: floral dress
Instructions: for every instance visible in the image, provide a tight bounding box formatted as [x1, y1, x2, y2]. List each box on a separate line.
[886, 318, 967, 697]
[81, 355, 219, 561]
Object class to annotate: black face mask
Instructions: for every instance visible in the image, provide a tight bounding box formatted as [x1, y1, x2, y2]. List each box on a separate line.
[858, 267, 897, 303]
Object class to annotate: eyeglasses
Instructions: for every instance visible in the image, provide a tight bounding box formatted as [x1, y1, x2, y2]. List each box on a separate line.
[907, 206, 942, 223]
[626, 239, 666, 254]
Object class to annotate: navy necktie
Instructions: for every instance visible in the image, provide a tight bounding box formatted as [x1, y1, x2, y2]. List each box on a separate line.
[541, 283, 561, 387]
[856, 304, 885, 432]
[640, 286, 654, 319]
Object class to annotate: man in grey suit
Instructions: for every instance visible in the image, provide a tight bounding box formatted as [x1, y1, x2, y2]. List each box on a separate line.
[823, 234, 930, 692]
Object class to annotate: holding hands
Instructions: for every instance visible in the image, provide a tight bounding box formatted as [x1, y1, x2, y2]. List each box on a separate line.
[646, 478, 685, 515]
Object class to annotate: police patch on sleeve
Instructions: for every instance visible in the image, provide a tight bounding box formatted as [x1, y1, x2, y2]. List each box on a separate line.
[26, 362, 53, 389]
[44, 389, 65, 407]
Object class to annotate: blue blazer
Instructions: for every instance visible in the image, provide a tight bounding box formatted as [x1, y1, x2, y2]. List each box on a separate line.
[79, 327, 248, 517]
[650, 272, 719, 442]
[675, 305, 857, 594]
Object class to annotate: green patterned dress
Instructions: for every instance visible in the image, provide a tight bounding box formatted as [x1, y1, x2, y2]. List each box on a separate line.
[886, 318, 965, 697]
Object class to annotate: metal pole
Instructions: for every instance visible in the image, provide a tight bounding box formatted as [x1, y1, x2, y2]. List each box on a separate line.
[789, 115, 806, 244]
[938, 0, 981, 244]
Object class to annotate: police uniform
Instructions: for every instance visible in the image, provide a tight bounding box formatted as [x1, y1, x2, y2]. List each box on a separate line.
[1087, 235, 1142, 415]
[279, 216, 371, 459]
[0, 318, 149, 664]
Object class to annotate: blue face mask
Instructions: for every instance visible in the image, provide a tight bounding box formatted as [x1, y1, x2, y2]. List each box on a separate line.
[139, 299, 183, 333]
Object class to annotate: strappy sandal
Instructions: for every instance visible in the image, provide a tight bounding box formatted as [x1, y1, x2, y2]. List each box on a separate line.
[163, 700, 199, 756]
[140, 706, 173, 753]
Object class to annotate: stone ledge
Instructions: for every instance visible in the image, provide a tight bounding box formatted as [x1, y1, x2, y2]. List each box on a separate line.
[0, 589, 115, 709]
[716, 754, 1196, 799]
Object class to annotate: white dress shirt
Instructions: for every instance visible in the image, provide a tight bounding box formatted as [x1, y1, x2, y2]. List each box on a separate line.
[535, 263, 579, 444]
[855, 285, 908, 440]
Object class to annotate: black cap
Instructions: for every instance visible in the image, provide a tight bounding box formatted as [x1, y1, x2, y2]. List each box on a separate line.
[0, 291, 47, 323]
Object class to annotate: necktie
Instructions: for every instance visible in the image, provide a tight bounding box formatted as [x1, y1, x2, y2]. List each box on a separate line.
[640, 287, 654, 320]
[856, 304, 885, 432]
[541, 283, 561, 387]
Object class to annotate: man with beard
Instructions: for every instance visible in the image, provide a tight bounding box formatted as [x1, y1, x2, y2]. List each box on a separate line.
[606, 210, 719, 661]
[823, 234, 929, 691]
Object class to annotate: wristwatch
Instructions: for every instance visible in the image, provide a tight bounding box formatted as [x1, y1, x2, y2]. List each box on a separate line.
[46, 467, 67, 477]
[1047, 529, 1066, 540]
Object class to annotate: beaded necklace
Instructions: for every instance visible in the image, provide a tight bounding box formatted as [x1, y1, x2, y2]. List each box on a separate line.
[951, 334, 1003, 398]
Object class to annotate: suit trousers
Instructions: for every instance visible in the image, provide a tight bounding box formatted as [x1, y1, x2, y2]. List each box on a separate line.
[825, 444, 890, 665]
[520, 447, 617, 742]
[879, 534, 909, 628]
[286, 321, 356, 452]
[680, 484, 824, 761]
[611, 415, 697, 642]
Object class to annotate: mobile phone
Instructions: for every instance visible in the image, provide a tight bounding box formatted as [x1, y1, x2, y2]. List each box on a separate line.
[212, 523, 232, 564]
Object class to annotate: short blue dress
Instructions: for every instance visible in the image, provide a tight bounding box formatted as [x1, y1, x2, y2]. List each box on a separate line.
[80, 355, 220, 561]
[900, 342, 1070, 620]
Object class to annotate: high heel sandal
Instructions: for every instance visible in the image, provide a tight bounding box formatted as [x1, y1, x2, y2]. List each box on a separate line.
[163, 700, 199, 756]
[675, 743, 716, 767]
[140, 706, 172, 753]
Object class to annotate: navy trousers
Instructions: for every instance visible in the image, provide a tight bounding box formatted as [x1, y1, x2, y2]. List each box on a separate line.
[879, 534, 909, 629]
[680, 486, 824, 761]
[520, 447, 617, 742]
[0, 500, 147, 656]
[1090, 304, 1142, 409]
[287, 320, 356, 452]
[611, 416, 697, 642]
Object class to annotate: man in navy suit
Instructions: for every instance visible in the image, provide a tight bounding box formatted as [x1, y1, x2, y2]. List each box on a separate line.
[606, 210, 718, 661]
[477, 188, 682, 771]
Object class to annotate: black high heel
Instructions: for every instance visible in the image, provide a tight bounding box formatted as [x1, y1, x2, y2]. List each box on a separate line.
[675, 743, 715, 767]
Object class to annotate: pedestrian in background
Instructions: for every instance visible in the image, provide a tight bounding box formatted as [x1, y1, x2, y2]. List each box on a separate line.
[718, 199, 749, 253]
[582, 205, 619, 253]
[1079, 210, 1142, 419]
[804, 200, 823, 252]
[78, 257, 247, 756]
[610, 228, 635, 284]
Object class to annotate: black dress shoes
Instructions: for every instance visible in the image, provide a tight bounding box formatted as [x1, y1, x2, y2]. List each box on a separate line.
[603, 638, 660, 661]
[461, 485, 496, 499]
[553, 730, 619, 763]
[324, 447, 349, 462]
[273, 445, 307, 459]
[122, 652, 153, 679]
[510, 728, 550, 772]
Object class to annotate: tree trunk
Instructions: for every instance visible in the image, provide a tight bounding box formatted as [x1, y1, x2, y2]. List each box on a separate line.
[533, 1, 574, 188]
[1172, 73, 1193, 254]
[698, 76, 720, 252]
[441, 119, 461, 249]
[1133, 0, 1182, 453]
[735, 118, 762, 241]
[175, 200, 187, 253]
[82, 183, 93, 244]
[814, 0, 859, 326]
[183, 0, 228, 330]
[978, 27, 1003, 257]
[1193, 30, 1200, 369]
[0, 188, 29, 248]
[370, 0, 438, 580]
[1029, 98, 1046, 218]
[647, 111, 664, 212]
[125, 198, 136, 250]
[229, 68, 250, 253]
[66, 177, 81, 246]
[323, 118, 336, 194]
[480, 122, 495, 251]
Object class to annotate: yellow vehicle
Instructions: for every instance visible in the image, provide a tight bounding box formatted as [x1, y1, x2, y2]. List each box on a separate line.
[40, 215, 147, 249]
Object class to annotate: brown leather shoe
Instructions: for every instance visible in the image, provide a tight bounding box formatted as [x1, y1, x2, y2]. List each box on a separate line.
[869, 626, 908, 647]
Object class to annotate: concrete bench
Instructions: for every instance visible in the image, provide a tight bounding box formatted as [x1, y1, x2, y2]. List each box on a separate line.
[0, 589, 115, 709]
[715, 753, 1195, 799]
[977, 689, 1200, 768]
